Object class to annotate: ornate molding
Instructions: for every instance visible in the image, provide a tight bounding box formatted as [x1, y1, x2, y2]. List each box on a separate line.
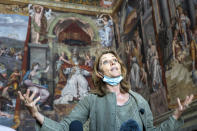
[0, 4, 28, 15]
[0, 0, 123, 16]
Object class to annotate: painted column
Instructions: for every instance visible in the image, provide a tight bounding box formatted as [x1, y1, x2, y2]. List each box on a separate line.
[159, 0, 171, 27]
[187, 0, 196, 29]
[159, 0, 173, 64]
[47, 35, 56, 95]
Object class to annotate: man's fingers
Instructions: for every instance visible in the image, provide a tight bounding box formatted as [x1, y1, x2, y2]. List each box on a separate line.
[24, 94, 31, 103]
[29, 91, 37, 101]
[187, 94, 194, 105]
[26, 89, 30, 98]
[18, 91, 25, 101]
[184, 94, 194, 106]
[183, 96, 189, 105]
[33, 96, 40, 105]
[177, 98, 182, 108]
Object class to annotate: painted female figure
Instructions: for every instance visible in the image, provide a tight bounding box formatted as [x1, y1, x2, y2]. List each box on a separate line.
[22, 63, 50, 108]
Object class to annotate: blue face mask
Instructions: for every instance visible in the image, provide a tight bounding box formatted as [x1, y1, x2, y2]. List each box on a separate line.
[102, 75, 123, 86]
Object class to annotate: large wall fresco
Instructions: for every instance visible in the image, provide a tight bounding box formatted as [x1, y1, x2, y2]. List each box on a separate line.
[23, 6, 118, 118]
[0, 14, 29, 129]
[0, 0, 197, 130]
[165, 3, 197, 107]
[118, 0, 168, 117]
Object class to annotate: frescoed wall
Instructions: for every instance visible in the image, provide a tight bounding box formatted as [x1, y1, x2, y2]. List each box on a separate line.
[0, 14, 29, 129]
[0, 0, 197, 130]
[164, 3, 197, 108]
[24, 7, 118, 117]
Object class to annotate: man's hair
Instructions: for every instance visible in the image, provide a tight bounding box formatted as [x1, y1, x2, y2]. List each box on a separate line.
[91, 49, 130, 96]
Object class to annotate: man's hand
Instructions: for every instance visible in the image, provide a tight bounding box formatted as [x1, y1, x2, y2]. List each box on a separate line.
[173, 94, 194, 120]
[18, 89, 40, 118]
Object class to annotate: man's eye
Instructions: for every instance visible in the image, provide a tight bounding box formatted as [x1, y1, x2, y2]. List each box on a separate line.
[103, 60, 108, 65]
[113, 59, 118, 62]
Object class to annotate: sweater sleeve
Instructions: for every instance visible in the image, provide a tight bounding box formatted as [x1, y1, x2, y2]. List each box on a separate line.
[35, 94, 91, 131]
[145, 100, 184, 131]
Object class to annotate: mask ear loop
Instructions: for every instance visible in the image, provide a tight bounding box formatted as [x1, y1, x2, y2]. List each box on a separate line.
[96, 71, 104, 79]
[98, 72, 104, 78]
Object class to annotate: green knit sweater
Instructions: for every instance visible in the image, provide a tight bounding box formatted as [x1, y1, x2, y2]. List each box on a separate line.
[36, 90, 184, 131]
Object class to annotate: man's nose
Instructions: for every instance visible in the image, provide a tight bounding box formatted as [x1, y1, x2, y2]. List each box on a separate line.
[110, 60, 115, 65]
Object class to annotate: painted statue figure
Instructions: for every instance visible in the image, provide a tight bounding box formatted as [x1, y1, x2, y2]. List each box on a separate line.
[130, 57, 140, 90]
[152, 58, 163, 92]
[28, 4, 49, 44]
[176, 7, 190, 47]
[97, 14, 113, 47]
[131, 39, 143, 67]
[146, 39, 163, 91]
[33, 5, 44, 44]
[140, 64, 148, 89]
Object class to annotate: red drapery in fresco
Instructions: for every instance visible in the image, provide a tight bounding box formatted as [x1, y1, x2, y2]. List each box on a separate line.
[54, 62, 94, 99]
[12, 16, 31, 129]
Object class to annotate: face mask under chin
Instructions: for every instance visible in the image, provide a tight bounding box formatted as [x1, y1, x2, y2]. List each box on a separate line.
[102, 75, 123, 86]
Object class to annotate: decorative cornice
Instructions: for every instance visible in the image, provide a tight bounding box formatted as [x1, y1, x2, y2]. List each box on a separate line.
[0, 0, 123, 16]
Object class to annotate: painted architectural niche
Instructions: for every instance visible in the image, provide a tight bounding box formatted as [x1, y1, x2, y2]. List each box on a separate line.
[26, 3, 117, 118]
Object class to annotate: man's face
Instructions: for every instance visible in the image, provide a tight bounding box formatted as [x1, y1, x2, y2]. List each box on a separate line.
[99, 53, 121, 78]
